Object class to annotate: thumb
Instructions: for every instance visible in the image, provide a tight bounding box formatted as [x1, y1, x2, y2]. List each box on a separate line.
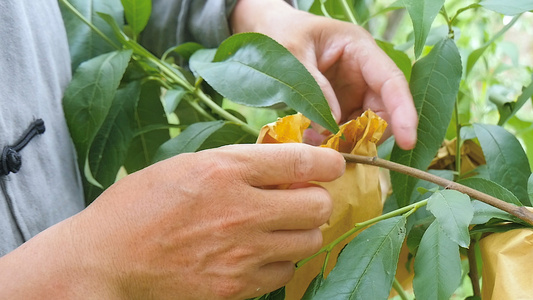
[219, 144, 345, 187]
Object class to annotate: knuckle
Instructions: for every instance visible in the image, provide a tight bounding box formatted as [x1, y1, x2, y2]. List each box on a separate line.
[381, 68, 407, 91]
[311, 187, 333, 227]
[307, 228, 324, 254]
[194, 152, 236, 184]
[278, 262, 296, 286]
[332, 152, 346, 177]
[213, 278, 247, 300]
[225, 245, 256, 266]
[288, 147, 314, 181]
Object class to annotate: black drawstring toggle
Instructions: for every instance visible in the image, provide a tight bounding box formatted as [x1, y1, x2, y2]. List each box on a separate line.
[1, 119, 45, 176]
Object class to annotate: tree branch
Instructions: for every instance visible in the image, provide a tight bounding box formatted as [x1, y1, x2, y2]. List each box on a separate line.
[467, 239, 482, 297]
[342, 153, 533, 226]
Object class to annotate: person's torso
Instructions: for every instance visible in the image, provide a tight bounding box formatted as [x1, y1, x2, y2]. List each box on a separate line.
[0, 0, 84, 256]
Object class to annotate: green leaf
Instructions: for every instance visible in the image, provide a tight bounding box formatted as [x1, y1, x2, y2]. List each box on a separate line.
[378, 136, 395, 160]
[86, 81, 141, 203]
[312, 217, 406, 300]
[375, 40, 412, 81]
[301, 272, 325, 300]
[402, 0, 445, 58]
[309, 0, 352, 21]
[163, 88, 188, 114]
[174, 100, 207, 125]
[352, 0, 371, 25]
[498, 79, 533, 125]
[255, 287, 285, 300]
[192, 33, 339, 134]
[470, 200, 515, 225]
[197, 123, 256, 151]
[163, 42, 205, 61]
[120, 0, 152, 35]
[406, 216, 434, 255]
[97, 12, 130, 45]
[189, 49, 217, 74]
[458, 177, 523, 206]
[470, 222, 527, 235]
[390, 38, 462, 207]
[412, 170, 455, 204]
[413, 221, 461, 300]
[529, 174, 533, 205]
[466, 15, 520, 77]
[59, 0, 124, 70]
[124, 81, 169, 173]
[63, 50, 132, 174]
[153, 121, 225, 162]
[507, 116, 533, 171]
[479, 0, 533, 15]
[426, 190, 473, 248]
[369, 1, 405, 20]
[474, 124, 532, 205]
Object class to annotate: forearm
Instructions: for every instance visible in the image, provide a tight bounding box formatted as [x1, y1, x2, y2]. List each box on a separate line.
[0, 218, 118, 299]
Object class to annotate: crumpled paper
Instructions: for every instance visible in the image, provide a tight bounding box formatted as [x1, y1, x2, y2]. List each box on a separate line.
[428, 138, 486, 174]
[257, 110, 387, 300]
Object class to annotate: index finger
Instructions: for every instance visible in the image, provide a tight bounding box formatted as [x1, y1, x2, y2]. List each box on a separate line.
[220, 143, 345, 187]
[358, 40, 418, 150]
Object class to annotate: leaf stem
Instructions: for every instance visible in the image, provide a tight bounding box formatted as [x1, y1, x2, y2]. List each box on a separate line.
[449, 4, 481, 26]
[58, 0, 121, 50]
[392, 277, 410, 300]
[143, 76, 173, 90]
[341, 153, 533, 226]
[439, 6, 454, 38]
[126, 42, 259, 135]
[321, 251, 331, 274]
[340, 0, 358, 24]
[188, 99, 218, 122]
[454, 100, 462, 179]
[295, 199, 427, 269]
[194, 89, 260, 136]
[319, 0, 333, 19]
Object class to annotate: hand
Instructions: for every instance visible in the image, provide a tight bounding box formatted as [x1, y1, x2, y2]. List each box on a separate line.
[231, 0, 418, 150]
[0, 144, 344, 300]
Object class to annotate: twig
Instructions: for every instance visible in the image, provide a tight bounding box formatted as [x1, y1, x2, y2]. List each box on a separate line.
[295, 199, 427, 269]
[467, 239, 481, 298]
[58, 0, 120, 50]
[342, 153, 533, 226]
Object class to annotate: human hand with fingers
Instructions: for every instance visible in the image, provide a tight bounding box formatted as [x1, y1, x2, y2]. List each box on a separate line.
[231, 0, 418, 149]
[0, 144, 344, 300]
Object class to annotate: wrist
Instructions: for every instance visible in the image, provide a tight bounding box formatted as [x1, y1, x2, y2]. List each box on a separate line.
[230, 0, 299, 35]
[0, 216, 122, 299]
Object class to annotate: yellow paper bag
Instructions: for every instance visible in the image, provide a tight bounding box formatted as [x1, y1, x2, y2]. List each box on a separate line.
[480, 226, 533, 299]
[257, 110, 387, 299]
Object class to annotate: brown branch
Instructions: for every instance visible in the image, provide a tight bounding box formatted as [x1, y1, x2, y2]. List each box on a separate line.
[342, 153, 533, 226]
[467, 239, 482, 297]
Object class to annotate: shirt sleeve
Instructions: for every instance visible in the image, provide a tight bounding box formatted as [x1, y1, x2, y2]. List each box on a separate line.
[142, 0, 295, 56]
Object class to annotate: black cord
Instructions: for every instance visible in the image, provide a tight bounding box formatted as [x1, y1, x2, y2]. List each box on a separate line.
[0, 119, 45, 176]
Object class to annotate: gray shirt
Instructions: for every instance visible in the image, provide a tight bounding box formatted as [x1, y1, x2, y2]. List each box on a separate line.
[142, 0, 239, 55]
[142, 0, 296, 55]
[0, 0, 84, 256]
